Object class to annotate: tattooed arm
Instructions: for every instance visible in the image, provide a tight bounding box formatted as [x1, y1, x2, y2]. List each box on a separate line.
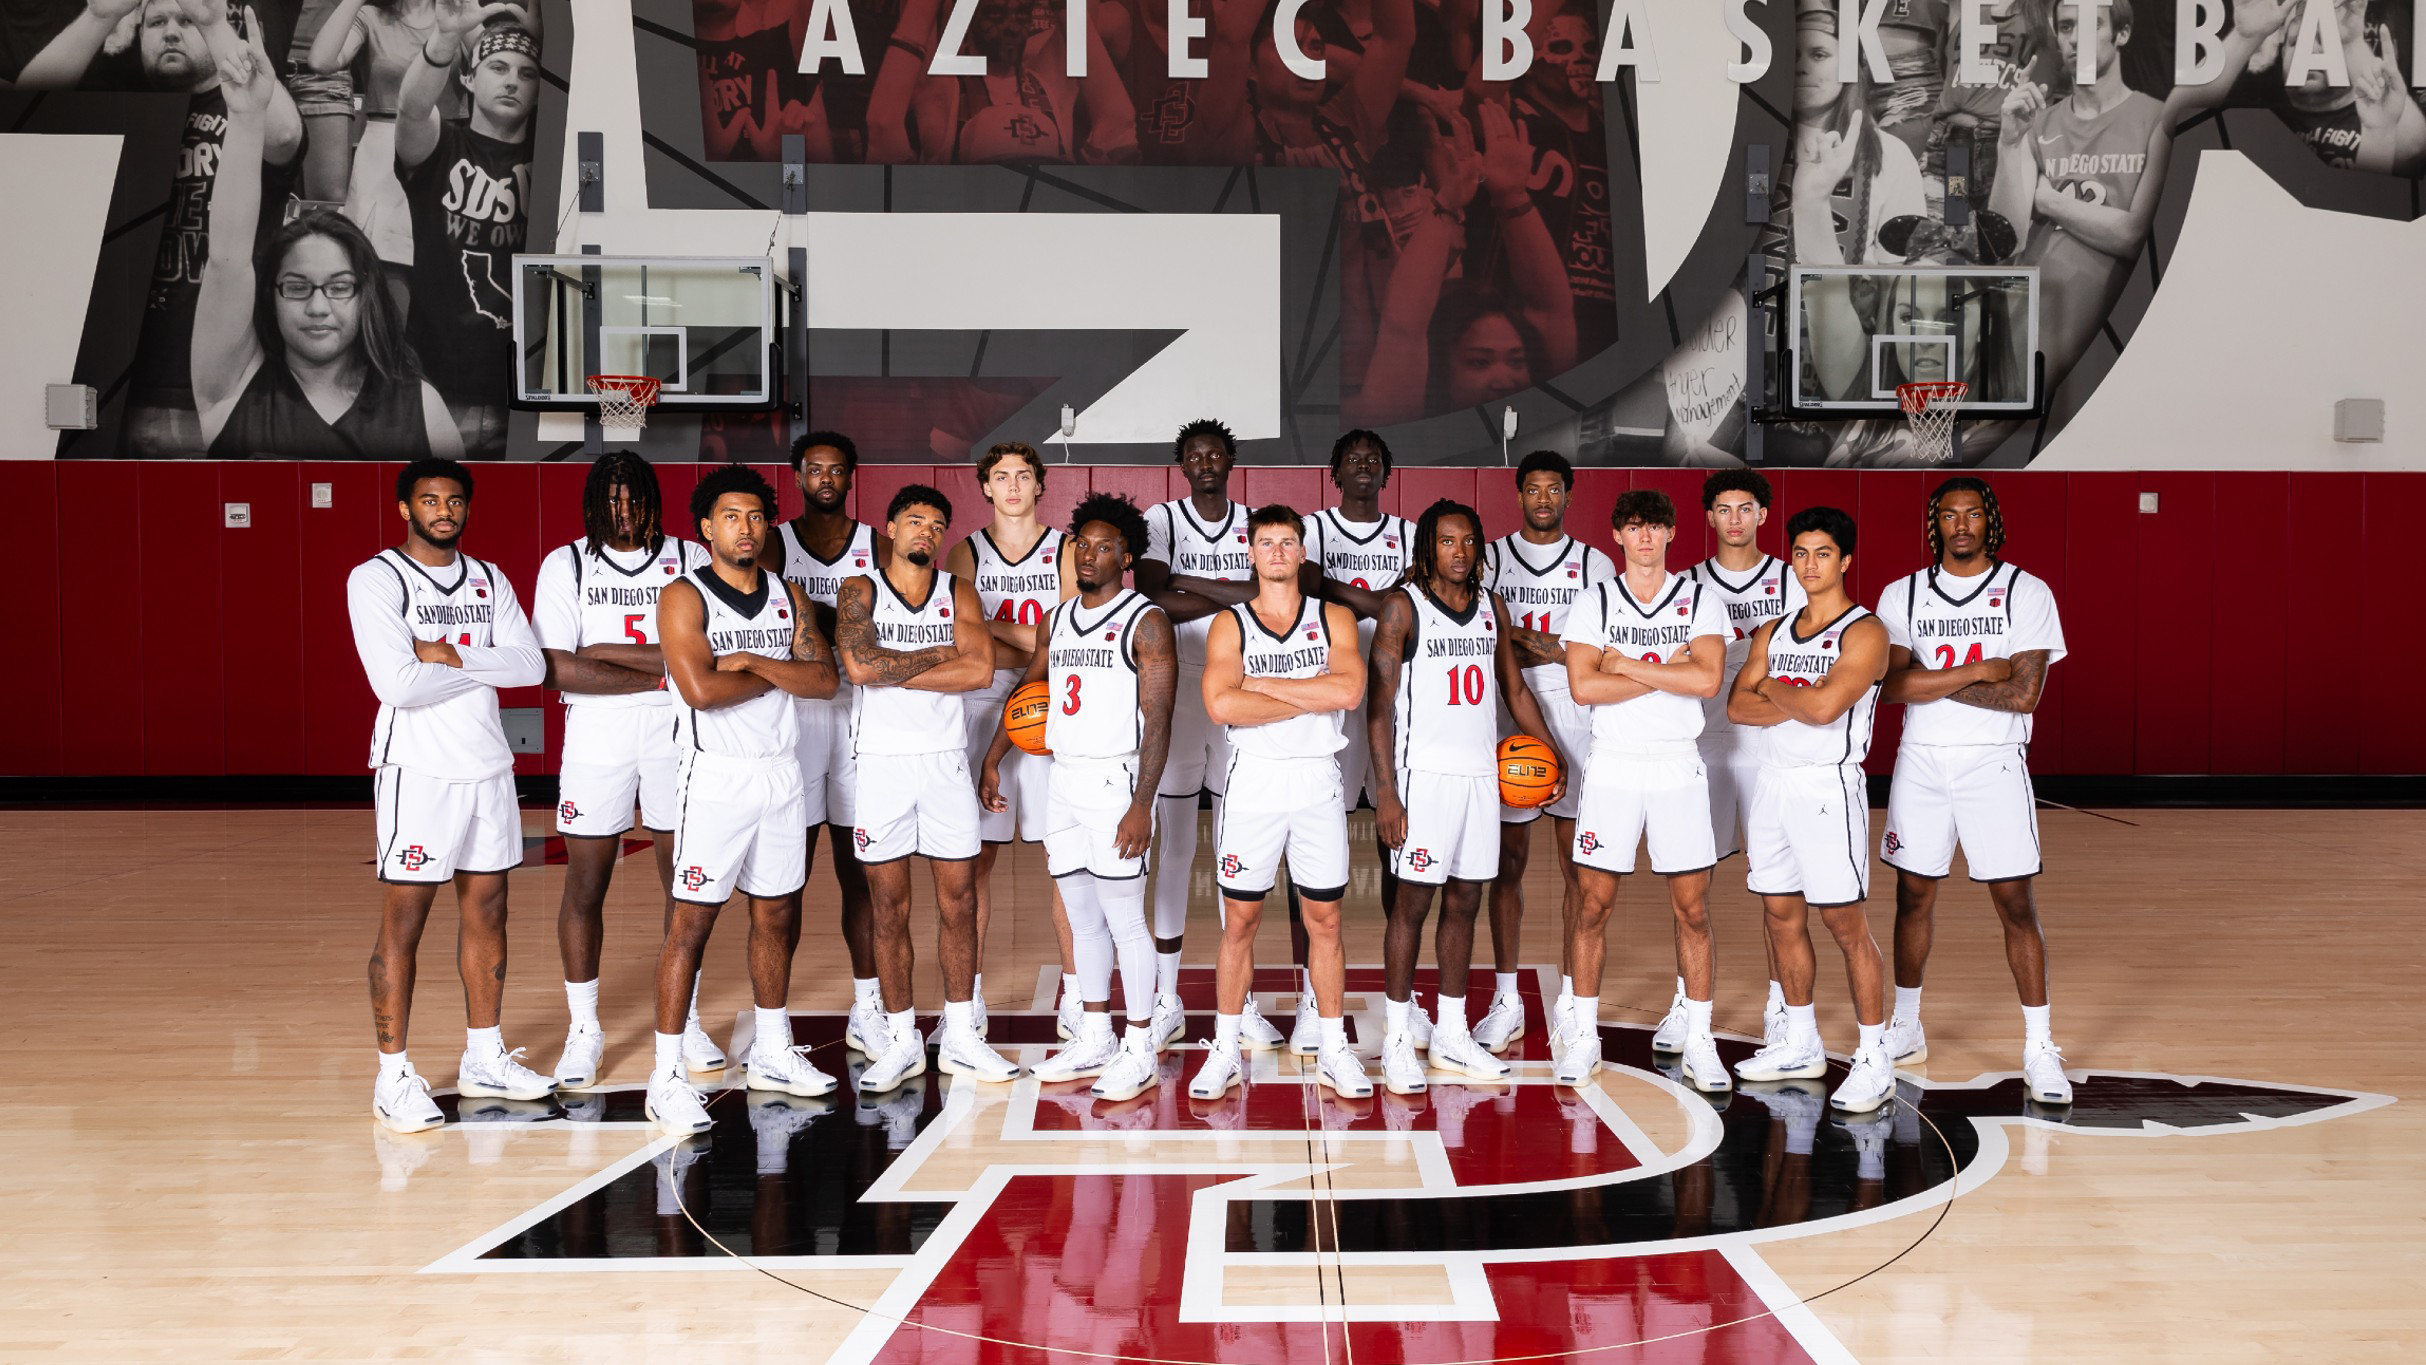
[1946, 648, 2049, 714]
[1120, 607, 1179, 859]
[716, 581, 838, 700]
[1365, 590, 1414, 850]
[1881, 643, 2013, 704]
[834, 575, 959, 687]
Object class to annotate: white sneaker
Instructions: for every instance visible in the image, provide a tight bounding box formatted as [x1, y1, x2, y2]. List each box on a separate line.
[746, 1042, 839, 1098]
[1238, 997, 1285, 1052]
[1649, 988, 1688, 1053]
[552, 1024, 604, 1090]
[1150, 992, 1187, 1049]
[1189, 1039, 1244, 1099]
[1678, 1032, 1732, 1093]
[1764, 996, 1790, 1049]
[858, 1027, 928, 1094]
[1883, 1015, 1928, 1066]
[1735, 1034, 1827, 1082]
[372, 1063, 443, 1134]
[1316, 1043, 1373, 1098]
[1380, 1031, 1429, 1096]
[1548, 994, 1576, 1057]
[682, 1018, 728, 1071]
[646, 1068, 714, 1135]
[1055, 989, 1085, 1041]
[1553, 1025, 1601, 1087]
[1034, 1022, 1121, 1082]
[846, 998, 891, 1055]
[1425, 1026, 1511, 1082]
[1471, 992, 1526, 1051]
[1408, 1003, 1433, 1050]
[936, 1024, 1022, 1082]
[1289, 992, 1321, 1057]
[458, 1047, 555, 1101]
[1090, 1033, 1161, 1102]
[2023, 1040, 2073, 1105]
[1831, 1046, 1896, 1113]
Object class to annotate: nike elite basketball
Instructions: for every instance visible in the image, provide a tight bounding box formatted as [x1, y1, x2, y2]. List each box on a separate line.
[1497, 735, 1560, 808]
[1005, 679, 1052, 756]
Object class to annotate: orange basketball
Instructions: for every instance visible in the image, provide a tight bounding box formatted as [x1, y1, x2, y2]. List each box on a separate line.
[1498, 735, 1561, 808]
[1005, 679, 1053, 756]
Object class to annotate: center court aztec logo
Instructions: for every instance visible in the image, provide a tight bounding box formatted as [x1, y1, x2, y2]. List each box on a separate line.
[406, 977, 2391, 1362]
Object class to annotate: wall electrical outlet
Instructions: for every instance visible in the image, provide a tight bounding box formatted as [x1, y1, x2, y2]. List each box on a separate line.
[223, 502, 252, 528]
[311, 482, 333, 508]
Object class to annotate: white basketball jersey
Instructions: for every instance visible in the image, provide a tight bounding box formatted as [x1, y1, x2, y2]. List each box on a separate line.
[358, 549, 531, 779]
[850, 570, 966, 757]
[1392, 583, 1501, 777]
[969, 526, 1065, 628]
[1764, 605, 1882, 768]
[1308, 509, 1411, 594]
[1145, 498, 1253, 665]
[1044, 589, 1160, 759]
[1687, 554, 1806, 734]
[777, 520, 877, 710]
[1562, 572, 1732, 751]
[671, 569, 800, 762]
[534, 537, 707, 711]
[1483, 534, 1618, 674]
[1878, 562, 2067, 748]
[1228, 596, 1346, 761]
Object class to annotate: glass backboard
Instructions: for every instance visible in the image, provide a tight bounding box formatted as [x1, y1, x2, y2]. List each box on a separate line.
[513, 256, 777, 406]
[1787, 265, 2038, 414]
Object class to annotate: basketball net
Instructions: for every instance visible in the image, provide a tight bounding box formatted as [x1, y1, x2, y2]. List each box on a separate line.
[1897, 381, 1967, 465]
[588, 374, 661, 432]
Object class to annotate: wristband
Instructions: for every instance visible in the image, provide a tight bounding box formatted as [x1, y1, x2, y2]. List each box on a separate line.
[422, 42, 454, 67]
[888, 36, 928, 63]
[1495, 195, 1539, 220]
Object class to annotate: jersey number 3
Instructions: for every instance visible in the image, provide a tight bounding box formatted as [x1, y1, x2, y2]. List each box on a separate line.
[1061, 675, 1083, 715]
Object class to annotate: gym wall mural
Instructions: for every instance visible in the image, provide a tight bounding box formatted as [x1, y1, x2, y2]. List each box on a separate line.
[8, 0, 2422, 464]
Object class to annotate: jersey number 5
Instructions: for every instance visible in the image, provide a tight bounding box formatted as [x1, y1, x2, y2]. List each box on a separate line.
[625, 614, 649, 645]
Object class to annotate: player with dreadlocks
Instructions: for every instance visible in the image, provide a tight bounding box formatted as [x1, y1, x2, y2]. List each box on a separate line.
[1875, 476, 2074, 1106]
[1365, 499, 1565, 1094]
[531, 454, 718, 1090]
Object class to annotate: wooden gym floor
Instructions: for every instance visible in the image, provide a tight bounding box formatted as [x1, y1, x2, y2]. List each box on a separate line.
[0, 803, 2417, 1362]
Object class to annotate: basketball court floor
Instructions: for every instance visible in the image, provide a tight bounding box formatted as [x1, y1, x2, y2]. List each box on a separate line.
[3, 802, 2416, 1362]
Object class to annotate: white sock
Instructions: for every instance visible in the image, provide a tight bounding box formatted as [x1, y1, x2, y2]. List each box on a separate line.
[1124, 1022, 1153, 1049]
[1560, 974, 1574, 1001]
[1301, 966, 1315, 998]
[654, 1031, 681, 1075]
[1894, 985, 1924, 1023]
[565, 979, 600, 1030]
[1320, 1015, 1348, 1050]
[686, 971, 704, 1026]
[1215, 1013, 1241, 1049]
[1385, 997, 1410, 1038]
[755, 1006, 790, 1054]
[944, 999, 973, 1032]
[1787, 1003, 1818, 1045]
[2022, 1003, 2052, 1047]
[853, 976, 880, 1007]
[1157, 951, 1182, 996]
[1570, 996, 1597, 1033]
[1684, 996, 1713, 1036]
[888, 1009, 916, 1042]
[972, 972, 984, 1003]
[1672, 974, 1685, 999]
[465, 1025, 503, 1059]
[1766, 979, 1785, 1010]
[1061, 972, 1080, 1005]
[1495, 971, 1520, 998]
[1437, 994, 1466, 1033]
[378, 1050, 410, 1081]
[1857, 1021, 1884, 1056]
[1082, 1011, 1115, 1042]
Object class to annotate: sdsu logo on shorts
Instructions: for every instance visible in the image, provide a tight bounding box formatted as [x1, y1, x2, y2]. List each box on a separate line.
[1406, 848, 1433, 871]
[1883, 831, 1903, 855]
[1220, 853, 1244, 877]
[1576, 832, 1600, 854]
[396, 845, 429, 872]
[854, 828, 871, 852]
[558, 800, 580, 823]
[679, 865, 709, 891]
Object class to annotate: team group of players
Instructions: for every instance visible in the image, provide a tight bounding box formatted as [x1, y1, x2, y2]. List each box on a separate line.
[351, 421, 2073, 1137]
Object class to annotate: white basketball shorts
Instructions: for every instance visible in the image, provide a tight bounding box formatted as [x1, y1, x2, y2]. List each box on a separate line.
[1214, 753, 1350, 900]
[1571, 747, 1716, 877]
[1391, 768, 1501, 885]
[1045, 754, 1151, 881]
[1746, 763, 1871, 907]
[669, 753, 808, 904]
[375, 766, 523, 883]
[556, 703, 682, 836]
[1500, 670, 1592, 825]
[794, 696, 857, 829]
[965, 674, 1048, 844]
[1160, 665, 1233, 798]
[852, 749, 983, 864]
[1699, 733, 1765, 860]
[1880, 742, 2041, 882]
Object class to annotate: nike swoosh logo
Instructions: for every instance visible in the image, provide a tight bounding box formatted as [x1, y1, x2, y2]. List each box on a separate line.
[2038, 132, 2062, 143]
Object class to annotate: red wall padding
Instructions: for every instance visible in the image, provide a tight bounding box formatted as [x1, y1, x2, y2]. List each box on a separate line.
[0, 463, 2407, 779]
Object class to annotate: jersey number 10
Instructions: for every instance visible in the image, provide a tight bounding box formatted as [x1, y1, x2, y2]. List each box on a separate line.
[1442, 663, 1486, 706]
